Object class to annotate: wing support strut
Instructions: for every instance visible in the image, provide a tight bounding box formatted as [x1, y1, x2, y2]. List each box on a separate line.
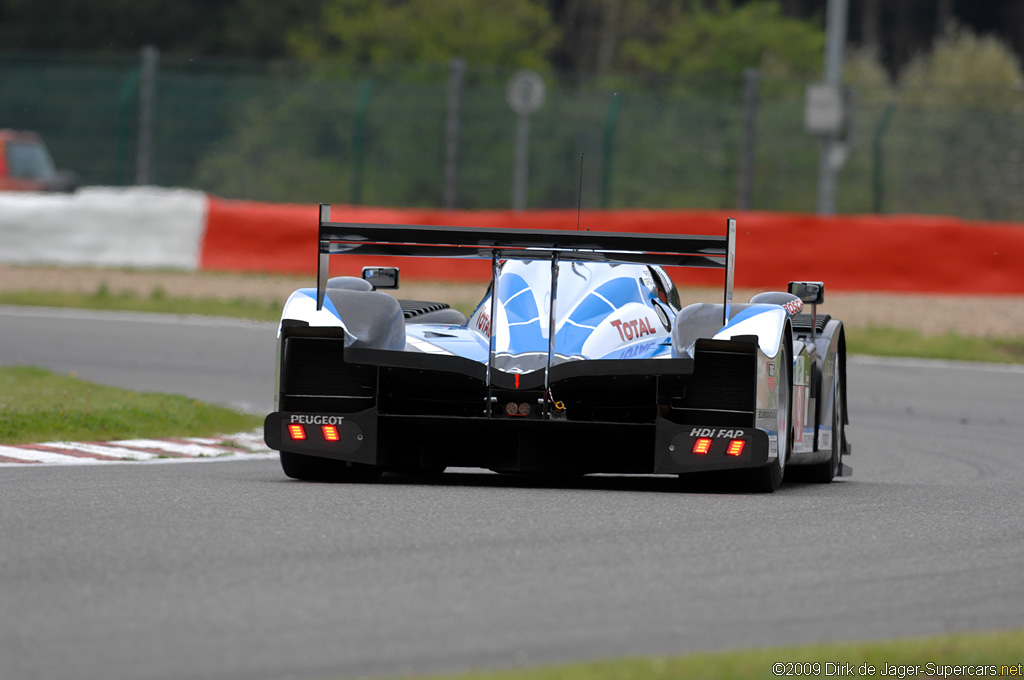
[544, 251, 560, 415]
[485, 249, 500, 417]
[722, 218, 736, 327]
[317, 204, 331, 311]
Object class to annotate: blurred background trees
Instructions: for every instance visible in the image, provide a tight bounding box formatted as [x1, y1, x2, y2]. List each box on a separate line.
[3, 0, 1023, 79]
[3, 0, 1023, 217]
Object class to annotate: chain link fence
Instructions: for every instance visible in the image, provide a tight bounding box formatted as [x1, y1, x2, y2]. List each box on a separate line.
[3, 51, 1024, 220]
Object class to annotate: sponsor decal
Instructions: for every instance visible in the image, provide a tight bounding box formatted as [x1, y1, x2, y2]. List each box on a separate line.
[620, 341, 656, 359]
[782, 298, 803, 315]
[475, 310, 491, 336]
[290, 414, 345, 425]
[689, 428, 747, 438]
[610, 316, 657, 342]
[757, 409, 777, 420]
[767, 361, 777, 392]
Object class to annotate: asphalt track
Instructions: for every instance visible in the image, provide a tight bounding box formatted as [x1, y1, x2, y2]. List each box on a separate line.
[2, 307, 1023, 680]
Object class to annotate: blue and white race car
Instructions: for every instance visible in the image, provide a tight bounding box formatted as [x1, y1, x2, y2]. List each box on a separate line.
[263, 205, 850, 492]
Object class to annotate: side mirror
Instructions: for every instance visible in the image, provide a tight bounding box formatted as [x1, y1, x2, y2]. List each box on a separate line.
[788, 281, 824, 305]
[362, 266, 400, 290]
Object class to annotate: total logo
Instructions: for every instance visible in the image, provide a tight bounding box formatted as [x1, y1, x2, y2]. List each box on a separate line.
[610, 316, 657, 342]
[475, 310, 491, 336]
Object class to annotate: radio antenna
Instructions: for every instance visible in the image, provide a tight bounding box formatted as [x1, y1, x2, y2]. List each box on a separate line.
[576, 152, 584, 231]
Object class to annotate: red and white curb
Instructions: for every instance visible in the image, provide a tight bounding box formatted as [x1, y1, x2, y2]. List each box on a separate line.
[0, 431, 277, 466]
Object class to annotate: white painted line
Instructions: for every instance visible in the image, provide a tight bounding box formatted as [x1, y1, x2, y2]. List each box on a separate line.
[850, 354, 1024, 374]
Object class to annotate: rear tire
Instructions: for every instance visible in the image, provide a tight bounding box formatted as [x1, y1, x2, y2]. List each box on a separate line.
[807, 356, 844, 483]
[280, 452, 383, 483]
[747, 332, 792, 493]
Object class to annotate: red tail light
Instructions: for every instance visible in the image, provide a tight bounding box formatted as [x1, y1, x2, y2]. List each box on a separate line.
[322, 424, 340, 442]
[726, 439, 746, 456]
[692, 438, 712, 455]
[288, 424, 307, 441]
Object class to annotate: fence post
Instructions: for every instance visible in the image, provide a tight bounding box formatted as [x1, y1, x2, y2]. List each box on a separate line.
[507, 70, 545, 211]
[815, 0, 849, 214]
[351, 78, 373, 205]
[116, 71, 139, 186]
[872, 101, 896, 213]
[736, 68, 760, 211]
[601, 93, 622, 209]
[443, 57, 466, 210]
[135, 45, 159, 186]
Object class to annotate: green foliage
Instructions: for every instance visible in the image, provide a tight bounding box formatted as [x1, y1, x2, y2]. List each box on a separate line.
[0, 289, 283, 322]
[365, 628, 1024, 680]
[846, 326, 1024, 364]
[844, 47, 893, 92]
[0, 366, 261, 445]
[900, 24, 1024, 111]
[881, 25, 1024, 219]
[287, 0, 560, 71]
[618, 0, 824, 77]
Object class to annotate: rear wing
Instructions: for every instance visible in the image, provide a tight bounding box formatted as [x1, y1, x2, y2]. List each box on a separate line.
[316, 203, 737, 416]
[316, 204, 735, 313]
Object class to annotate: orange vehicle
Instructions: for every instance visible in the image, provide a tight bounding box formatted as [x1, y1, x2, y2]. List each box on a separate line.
[0, 129, 77, 192]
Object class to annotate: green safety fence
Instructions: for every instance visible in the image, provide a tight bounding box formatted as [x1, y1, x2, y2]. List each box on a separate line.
[2, 52, 1023, 220]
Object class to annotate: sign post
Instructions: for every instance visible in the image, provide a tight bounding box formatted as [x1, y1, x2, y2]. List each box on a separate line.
[506, 70, 546, 211]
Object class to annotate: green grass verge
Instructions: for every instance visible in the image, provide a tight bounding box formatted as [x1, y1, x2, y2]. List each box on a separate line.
[0, 366, 262, 445]
[846, 326, 1024, 364]
[376, 628, 1024, 680]
[3, 289, 1023, 364]
[0, 288, 283, 322]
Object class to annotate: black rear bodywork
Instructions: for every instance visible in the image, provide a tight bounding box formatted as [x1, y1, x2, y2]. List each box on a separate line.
[264, 327, 769, 475]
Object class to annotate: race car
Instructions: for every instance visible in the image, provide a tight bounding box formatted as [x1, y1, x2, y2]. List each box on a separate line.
[263, 205, 851, 492]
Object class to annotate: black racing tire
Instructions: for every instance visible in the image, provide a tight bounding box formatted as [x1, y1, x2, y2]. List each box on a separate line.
[746, 330, 792, 493]
[806, 355, 844, 483]
[280, 451, 383, 483]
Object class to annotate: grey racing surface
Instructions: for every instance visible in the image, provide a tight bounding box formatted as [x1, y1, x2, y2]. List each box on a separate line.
[2, 307, 1023, 680]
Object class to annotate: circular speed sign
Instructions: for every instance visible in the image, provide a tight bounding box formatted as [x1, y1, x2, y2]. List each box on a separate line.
[506, 70, 546, 115]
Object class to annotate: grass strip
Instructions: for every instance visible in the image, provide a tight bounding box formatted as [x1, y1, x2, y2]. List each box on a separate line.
[0, 288, 283, 321]
[375, 628, 1024, 680]
[846, 325, 1024, 364]
[0, 366, 262, 445]
[3, 290, 1023, 365]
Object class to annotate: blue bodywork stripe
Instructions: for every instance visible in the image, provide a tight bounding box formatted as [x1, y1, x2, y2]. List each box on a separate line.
[298, 288, 342, 321]
[723, 304, 776, 330]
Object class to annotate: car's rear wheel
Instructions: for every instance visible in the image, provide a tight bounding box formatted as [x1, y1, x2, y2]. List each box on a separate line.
[747, 333, 791, 493]
[807, 356, 844, 483]
[280, 451, 383, 483]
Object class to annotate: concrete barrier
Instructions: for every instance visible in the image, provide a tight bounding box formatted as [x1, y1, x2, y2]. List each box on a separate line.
[0, 187, 207, 269]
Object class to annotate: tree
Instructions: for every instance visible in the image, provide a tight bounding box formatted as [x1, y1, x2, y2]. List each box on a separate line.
[899, 24, 1024, 110]
[286, 0, 560, 70]
[617, 0, 824, 77]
